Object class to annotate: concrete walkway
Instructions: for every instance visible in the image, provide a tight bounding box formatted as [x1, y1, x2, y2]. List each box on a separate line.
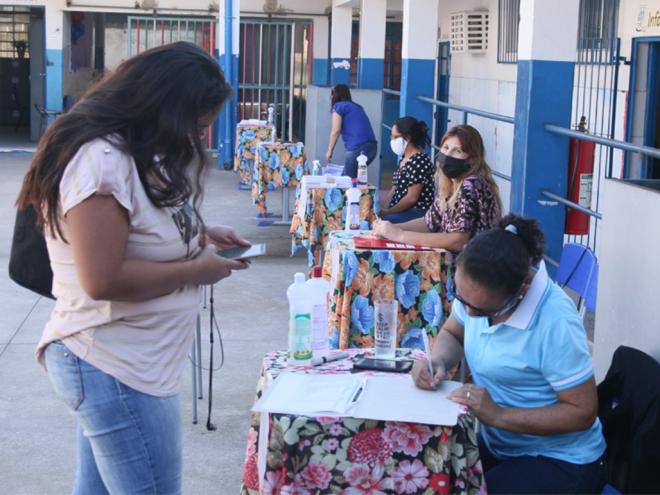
[0, 154, 308, 494]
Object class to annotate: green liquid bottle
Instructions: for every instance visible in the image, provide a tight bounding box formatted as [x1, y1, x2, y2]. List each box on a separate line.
[289, 313, 312, 365]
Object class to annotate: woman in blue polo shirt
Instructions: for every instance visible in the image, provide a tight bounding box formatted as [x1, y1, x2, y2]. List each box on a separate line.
[412, 214, 607, 494]
[325, 84, 377, 178]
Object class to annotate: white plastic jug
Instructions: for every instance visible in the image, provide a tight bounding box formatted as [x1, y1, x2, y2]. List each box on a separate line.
[305, 267, 331, 356]
[286, 272, 312, 365]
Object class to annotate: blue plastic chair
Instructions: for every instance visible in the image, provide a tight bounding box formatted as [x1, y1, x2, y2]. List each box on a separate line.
[556, 243, 599, 312]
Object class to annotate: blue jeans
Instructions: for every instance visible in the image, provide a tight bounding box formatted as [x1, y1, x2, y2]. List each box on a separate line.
[380, 207, 426, 224]
[343, 141, 378, 178]
[45, 340, 182, 495]
[479, 435, 607, 494]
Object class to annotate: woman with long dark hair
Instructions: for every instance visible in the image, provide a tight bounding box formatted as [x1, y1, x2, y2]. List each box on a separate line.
[373, 124, 501, 251]
[325, 83, 378, 178]
[413, 214, 607, 494]
[17, 42, 250, 493]
[379, 116, 435, 223]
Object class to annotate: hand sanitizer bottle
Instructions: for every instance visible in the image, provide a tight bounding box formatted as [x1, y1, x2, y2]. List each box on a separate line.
[345, 179, 362, 231]
[286, 272, 312, 366]
[357, 152, 368, 186]
[305, 266, 331, 356]
[267, 104, 275, 125]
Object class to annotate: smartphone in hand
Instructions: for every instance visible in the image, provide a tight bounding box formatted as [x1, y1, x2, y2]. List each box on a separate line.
[217, 244, 266, 261]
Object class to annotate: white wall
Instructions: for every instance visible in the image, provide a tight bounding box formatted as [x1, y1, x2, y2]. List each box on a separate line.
[592, 179, 660, 380]
[305, 85, 382, 184]
[438, 0, 517, 212]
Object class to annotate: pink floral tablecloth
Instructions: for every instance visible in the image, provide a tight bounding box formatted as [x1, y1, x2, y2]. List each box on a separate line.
[239, 350, 486, 495]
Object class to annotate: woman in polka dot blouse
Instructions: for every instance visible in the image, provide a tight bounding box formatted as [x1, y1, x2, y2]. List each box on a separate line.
[379, 116, 435, 224]
[374, 125, 502, 254]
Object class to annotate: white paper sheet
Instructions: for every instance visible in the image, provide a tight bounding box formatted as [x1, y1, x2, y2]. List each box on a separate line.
[252, 372, 463, 426]
[252, 372, 365, 416]
[350, 374, 463, 426]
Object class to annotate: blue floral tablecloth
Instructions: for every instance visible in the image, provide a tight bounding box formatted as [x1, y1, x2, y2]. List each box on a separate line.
[252, 142, 308, 214]
[234, 123, 276, 185]
[322, 231, 454, 350]
[290, 185, 379, 267]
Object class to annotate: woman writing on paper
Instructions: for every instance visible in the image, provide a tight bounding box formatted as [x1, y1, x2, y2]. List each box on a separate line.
[325, 84, 378, 178]
[373, 124, 501, 252]
[378, 116, 436, 224]
[17, 43, 250, 493]
[412, 214, 607, 494]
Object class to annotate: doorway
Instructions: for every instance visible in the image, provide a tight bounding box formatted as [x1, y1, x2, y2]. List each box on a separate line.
[0, 6, 45, 147]
[238, 20, 313, 143]
[627, 37, 660, 179]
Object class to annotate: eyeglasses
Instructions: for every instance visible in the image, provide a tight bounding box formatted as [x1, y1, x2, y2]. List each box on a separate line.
[454, 287, 524, 319]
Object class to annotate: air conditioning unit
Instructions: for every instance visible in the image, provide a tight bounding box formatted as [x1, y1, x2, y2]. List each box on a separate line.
[450, 11, 489, 54]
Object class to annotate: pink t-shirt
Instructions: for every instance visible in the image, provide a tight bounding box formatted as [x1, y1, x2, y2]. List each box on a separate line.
[36, 137, 203, 396]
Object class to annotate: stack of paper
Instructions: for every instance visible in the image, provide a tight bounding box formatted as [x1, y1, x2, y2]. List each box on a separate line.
[252, 372, 463, 426]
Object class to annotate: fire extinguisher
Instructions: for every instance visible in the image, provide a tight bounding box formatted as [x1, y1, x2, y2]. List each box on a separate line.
[565, 116, 596, 235]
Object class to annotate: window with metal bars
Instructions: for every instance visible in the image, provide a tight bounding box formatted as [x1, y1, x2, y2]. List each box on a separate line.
[578, 0, 619, 48]
[497, 0, 520, 64]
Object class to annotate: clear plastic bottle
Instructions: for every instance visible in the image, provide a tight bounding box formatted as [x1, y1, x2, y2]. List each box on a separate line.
[305, 266, 330, 357]
[357, 152, 368, 185]
[267, 104, 275, 125]
[345, 179, 362, 231]
[312, 159, 322, 176]
[286, 272, 312, 366]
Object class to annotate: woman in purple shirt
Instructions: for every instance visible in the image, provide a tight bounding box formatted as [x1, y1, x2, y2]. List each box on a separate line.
[373, 124, 502, 253]
[325, 84, 377, 178]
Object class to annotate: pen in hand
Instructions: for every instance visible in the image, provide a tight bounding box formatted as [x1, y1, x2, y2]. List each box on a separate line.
[422, 331, 434, 376]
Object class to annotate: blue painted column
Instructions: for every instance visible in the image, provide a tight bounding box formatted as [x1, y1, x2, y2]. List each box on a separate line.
[45, 6, 64, 118]
[330, 3, 352, 86]
[217, 0, 240, 167]
[357, 0, 386, 89]
[511, 0, 580, 263]
[312, 16, 330, 86]
[399, 0, 438, 124]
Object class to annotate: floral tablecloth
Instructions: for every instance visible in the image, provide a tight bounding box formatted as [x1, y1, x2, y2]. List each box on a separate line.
[252, 142, 308, 214]
[234, 123, 277, 186]
[239, 350, 485, 495]
[323, 231, 454, 350]
[290, 185, 379, 267]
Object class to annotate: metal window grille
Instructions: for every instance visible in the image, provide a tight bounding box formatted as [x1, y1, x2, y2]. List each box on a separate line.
[578, 0, 619, 52]
[237, 20, 313, 142]
[384, 22, 402, 90]
[0, 7, 30, 59]
[350, 20, 359, 86]
[497, 0, 520, 63]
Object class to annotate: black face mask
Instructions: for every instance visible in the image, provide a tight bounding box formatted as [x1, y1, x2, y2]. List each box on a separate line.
[438, 153, 469, 179]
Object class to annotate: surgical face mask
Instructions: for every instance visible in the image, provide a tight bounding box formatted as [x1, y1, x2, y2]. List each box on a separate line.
[438, 153, 469, 179]
[390, 137, 408, 157]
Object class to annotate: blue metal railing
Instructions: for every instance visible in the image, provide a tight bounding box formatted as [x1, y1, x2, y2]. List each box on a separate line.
[542, 124, 660, 218]
[418, 96, 515, 125]
[417, 95, 514, 182]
